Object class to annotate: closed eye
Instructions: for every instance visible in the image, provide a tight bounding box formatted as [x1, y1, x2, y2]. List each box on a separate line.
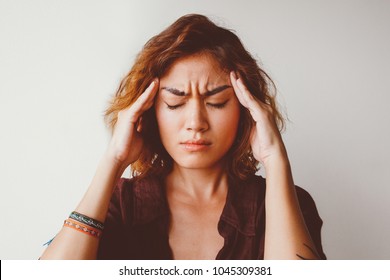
[207, 100, 228, 109]
[166, 100, 229, 110]
[166, 103, 184, 110]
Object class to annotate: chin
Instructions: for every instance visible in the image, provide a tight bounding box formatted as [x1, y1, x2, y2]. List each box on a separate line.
[172, 155, 224, 170]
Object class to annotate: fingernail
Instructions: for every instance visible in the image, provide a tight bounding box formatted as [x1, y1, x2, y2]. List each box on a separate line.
[231, 71, 237, 79]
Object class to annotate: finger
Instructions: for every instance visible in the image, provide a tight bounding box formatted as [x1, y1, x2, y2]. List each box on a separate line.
[236, 77, 257, 109]
[126, 79, 159, 123]
[230, 72, 269, 123]
[230, 71, 249, 108]
[135, 79, 159, 110]
[230, 71, 259, 111]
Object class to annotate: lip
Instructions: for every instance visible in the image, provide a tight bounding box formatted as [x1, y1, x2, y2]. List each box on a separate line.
[180, 139, 212, 152]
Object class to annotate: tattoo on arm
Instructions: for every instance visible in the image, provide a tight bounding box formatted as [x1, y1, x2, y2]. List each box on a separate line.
[296, 243, 321, 260]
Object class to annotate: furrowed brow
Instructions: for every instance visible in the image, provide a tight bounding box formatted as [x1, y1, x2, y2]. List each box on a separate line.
[204, 85, 231, 96]
[161, 87, 187, 96]
[161, 85, 231, 97]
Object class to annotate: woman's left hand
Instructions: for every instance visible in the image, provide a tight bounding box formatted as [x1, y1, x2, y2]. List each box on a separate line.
[230, 71, 287, 167]
[231, 72, 321, 260]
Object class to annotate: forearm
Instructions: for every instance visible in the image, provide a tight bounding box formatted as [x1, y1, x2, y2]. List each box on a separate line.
[263, 154, 319, 260]
[40, 151, 125, 260]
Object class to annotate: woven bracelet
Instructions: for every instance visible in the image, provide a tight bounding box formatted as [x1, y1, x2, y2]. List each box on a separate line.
[64, 218, 102, 238]
[69, 211, 104, 230]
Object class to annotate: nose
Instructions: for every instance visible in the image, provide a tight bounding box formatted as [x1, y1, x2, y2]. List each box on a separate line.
[185, 100, 209, 133]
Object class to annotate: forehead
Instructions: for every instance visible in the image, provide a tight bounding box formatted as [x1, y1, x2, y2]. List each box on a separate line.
[161, 53, 227, 82]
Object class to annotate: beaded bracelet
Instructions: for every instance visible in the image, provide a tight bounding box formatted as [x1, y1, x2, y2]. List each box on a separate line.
[69, 211, 104, 231]
[63, 218, 102, 238]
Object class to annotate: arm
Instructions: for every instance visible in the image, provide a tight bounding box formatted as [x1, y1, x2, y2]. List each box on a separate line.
[263, 152, 320, 259]
[39, 153, 125, 259]
[40, 80, 159, 259]
[230, 72, 319, 259]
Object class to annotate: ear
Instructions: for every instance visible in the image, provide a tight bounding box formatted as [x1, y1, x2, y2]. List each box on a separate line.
[136, 116, 143, 133]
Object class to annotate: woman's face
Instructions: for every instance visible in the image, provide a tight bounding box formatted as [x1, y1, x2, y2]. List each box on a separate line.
[155, 53, 241, 170]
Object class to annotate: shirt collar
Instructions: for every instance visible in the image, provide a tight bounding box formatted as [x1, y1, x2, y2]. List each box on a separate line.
[132, 174, 264, 236]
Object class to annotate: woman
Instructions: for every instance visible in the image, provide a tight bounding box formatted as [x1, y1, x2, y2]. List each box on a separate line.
[40, 14, 325, 260]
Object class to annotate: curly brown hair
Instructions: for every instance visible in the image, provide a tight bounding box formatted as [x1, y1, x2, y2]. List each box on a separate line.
[104, 14, 285, 180]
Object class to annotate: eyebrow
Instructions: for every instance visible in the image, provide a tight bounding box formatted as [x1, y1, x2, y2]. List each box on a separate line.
[161, 85, 231, 97]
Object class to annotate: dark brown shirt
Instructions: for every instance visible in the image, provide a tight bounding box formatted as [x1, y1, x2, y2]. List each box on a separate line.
[97, 174, 326, 259]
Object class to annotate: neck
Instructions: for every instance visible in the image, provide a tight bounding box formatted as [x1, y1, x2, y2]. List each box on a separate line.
[165, 162, 228, 203]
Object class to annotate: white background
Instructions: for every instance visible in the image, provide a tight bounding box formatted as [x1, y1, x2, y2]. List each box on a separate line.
[1, 0, 389, 259]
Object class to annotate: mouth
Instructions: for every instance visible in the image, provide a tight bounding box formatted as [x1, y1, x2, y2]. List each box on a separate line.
[180, 140, 212, 152]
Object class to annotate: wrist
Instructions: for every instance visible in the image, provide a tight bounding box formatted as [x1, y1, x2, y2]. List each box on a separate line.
[102, 148, 127, 176]
[262, 152, 294, 188]
[262, 150, 290, 171]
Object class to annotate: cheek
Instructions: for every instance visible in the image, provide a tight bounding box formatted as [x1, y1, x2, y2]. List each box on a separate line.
[155, 105, 177, 142]
[213, 104, 241, 139]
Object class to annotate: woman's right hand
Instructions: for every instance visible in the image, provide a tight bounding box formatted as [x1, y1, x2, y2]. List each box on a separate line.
[106, 79, 159, 170]
[40, 80, 159, 260]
